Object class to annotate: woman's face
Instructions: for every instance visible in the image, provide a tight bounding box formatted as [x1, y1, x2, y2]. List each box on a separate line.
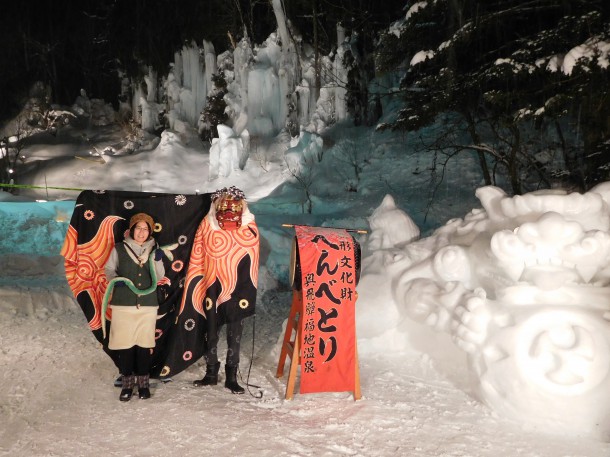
[133, 221, 150, 244]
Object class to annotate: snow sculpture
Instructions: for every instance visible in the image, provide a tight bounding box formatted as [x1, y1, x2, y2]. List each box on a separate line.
[70, 90, 114, 127]
[209, 124, 248, 180]
[284, 130, 323, 172]
[355, 196, 421, 347]
[392, 184, 610, 438]
[88, 99, 115, 126]
[72, 89, 92, 116]
[368, 195, 420, 250]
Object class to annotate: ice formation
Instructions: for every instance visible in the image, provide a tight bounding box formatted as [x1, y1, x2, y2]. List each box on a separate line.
[284, 130, 324, 172]
[208, 124, 248, 180]
[123, 0, 354, 146]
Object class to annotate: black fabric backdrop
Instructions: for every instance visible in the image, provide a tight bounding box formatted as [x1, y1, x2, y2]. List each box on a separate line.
[62, 190, 213, 378]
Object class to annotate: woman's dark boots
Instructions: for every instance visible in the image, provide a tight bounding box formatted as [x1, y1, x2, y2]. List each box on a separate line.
[193, 362, 221, 387]
[119, 374, 135, 402]
[225, 365, 244, 394]
[137, 374, 151, 399]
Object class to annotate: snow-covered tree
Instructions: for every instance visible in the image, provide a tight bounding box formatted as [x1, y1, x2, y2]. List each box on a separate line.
[377, 0, 610, 193]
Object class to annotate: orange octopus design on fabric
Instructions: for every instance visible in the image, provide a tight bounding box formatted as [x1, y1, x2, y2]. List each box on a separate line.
[61, 215, 123, 330]
[179, 217, 259, 317]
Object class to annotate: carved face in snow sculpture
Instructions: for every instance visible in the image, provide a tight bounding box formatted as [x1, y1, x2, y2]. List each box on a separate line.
[393, 184, 610, 439]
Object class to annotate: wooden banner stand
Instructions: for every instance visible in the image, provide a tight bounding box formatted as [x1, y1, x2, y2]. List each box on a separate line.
[275, 290, 361, 400]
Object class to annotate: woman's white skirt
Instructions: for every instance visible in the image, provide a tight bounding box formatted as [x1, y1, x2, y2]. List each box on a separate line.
[108, 305, 158, 350]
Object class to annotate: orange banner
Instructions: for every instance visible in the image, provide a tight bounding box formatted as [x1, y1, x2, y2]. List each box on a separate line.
[295, 226, 357, 394]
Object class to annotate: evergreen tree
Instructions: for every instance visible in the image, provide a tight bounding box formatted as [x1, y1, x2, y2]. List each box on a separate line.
[199, 73, 228, 142]
[377, 0, 610, 193]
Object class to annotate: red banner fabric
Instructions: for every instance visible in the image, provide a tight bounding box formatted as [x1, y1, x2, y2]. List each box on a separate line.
[295, 226, 357, 394]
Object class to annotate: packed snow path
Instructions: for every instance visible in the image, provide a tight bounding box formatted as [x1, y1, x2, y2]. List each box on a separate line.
[1, 284, 607, 457]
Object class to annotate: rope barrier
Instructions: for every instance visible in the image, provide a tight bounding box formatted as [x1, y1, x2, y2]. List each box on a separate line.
[0, 182, 85, 192]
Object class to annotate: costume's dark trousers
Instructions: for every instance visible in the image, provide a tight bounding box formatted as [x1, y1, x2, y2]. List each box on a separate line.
[118, 346, 152, 376]
[204, 319, 244, 367]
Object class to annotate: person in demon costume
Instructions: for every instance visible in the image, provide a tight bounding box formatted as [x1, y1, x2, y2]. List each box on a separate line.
[190, 186, 259, 394]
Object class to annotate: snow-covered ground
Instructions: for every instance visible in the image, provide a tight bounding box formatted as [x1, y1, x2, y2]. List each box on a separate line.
[1, 122, 609, 457]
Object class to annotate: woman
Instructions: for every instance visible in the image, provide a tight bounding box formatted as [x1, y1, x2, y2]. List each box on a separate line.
[105, 212, 164, 401]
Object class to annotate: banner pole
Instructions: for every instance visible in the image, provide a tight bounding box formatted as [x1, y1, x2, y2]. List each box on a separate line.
[282, 223, 368, 234]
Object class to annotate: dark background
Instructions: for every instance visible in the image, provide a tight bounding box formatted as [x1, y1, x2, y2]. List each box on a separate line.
[0, 0, 406, 121]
